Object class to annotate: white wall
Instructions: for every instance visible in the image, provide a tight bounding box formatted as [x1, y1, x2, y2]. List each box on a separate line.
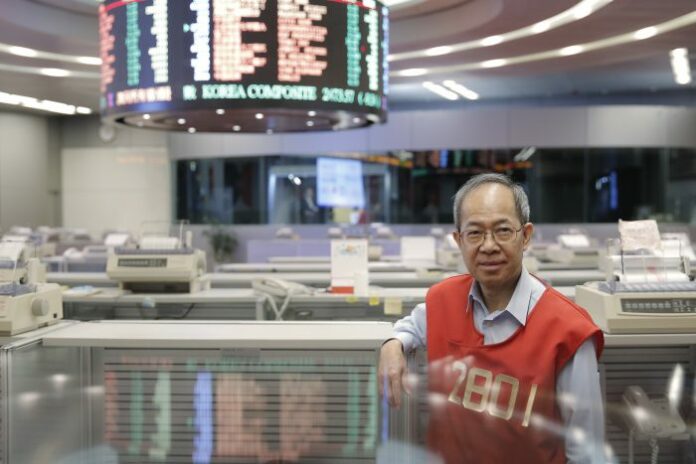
[168, 105, 696, 159]
[61, 147, 171, 235]
[0, 111, 61, 230]
[61, 116, 171, 235]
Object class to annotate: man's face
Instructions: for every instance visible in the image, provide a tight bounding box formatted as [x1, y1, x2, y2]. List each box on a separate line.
[453, 184, 533, 290]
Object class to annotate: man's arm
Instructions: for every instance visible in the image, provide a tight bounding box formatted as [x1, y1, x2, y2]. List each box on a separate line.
[556, 338, 605, 464]
[379, 303, 427, 408]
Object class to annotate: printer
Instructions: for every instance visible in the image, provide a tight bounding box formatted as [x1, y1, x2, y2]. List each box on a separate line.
[545, 232, 604, 268]
[576, 223, 696, 334]
[106, 231, 209, 293]
[0, 242, 62, 335]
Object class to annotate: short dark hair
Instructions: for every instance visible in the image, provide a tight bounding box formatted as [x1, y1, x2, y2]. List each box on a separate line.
[452, 173, 530, 230]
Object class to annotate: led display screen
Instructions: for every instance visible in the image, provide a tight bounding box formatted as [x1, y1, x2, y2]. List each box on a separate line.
[317, 157, 366, 208]
[99, 0, 389, 132]
[97, 348, 379, 463]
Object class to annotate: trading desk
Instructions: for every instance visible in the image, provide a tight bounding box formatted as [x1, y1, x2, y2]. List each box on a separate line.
[47, 270, 598, 291]
[259, 286, 577, 321]
[216, 261, 428, 273]
[62, 288, 262, 320]
[1, 321, 395, 464]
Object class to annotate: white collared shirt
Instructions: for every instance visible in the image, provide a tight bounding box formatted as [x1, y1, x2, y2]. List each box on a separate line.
[392, 267, 606, 464]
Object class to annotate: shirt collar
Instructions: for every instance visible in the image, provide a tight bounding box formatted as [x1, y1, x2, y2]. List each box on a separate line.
[468, 266, 535, 326]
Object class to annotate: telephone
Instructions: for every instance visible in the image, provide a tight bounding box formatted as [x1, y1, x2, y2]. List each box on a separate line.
[621, 386, 687, 464]
[622, 386, 686, 439]
[252, 278, 315, 320]
[252, 278, 314, 298]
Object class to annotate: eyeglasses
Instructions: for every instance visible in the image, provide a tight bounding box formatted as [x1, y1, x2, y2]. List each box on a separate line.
[459, 225, 524, 246]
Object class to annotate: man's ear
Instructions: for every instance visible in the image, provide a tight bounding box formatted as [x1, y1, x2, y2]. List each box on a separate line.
[522, 223, 534, 251]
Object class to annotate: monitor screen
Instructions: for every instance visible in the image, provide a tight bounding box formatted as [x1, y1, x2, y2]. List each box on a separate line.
[317, 157, 365, 208]
[99, 0, 389, 132]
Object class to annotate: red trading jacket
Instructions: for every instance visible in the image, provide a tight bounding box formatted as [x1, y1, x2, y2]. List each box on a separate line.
[426, 274, 603, 464]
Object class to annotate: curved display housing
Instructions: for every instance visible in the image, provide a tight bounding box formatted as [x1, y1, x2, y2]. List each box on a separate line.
[99, 0, 389, 132]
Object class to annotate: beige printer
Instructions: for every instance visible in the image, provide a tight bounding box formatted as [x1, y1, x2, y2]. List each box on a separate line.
[576, 225, 696, 333]
[0, 241, 62, 335]
[106, 231, 209, 293]
[546, 232, 604, 268]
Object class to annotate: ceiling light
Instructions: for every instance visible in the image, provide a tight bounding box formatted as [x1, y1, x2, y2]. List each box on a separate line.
[480, 35, 504, 47]
[187, 127, 196, 133]
[531, 21, 551, 34]
[306, 121, 314, 127]
[388, 0, 613, 63]
[425, 46, 453, 56]
[481, 59, 507, 68]
[255, 113, 264, 119]
[0, 91, 78, 115]
[398, 68, 428, 77]
[573, 4, 593, 19]
[380, 0, 419, 6]
[76, 106, 92, 114]
[422, 81, 459, 101]
[232, 125, 241, 131]
[442, 80, 479, 100]
[670, 47, 692, 85]
[177, 118, 186, 125]
[39, 68, 70, 77]
[559, 45, 584, 56]
[308, 110, 316, 116]
[8, 46, 38, 58]
[634, 26, 658, 40]
[216, 108, 225, 115]
[143, 113, 151, 120]
[76, 56, 102, 65]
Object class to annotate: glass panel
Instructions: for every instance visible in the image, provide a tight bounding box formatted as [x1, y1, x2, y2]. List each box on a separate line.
[174, 148, 696, 225]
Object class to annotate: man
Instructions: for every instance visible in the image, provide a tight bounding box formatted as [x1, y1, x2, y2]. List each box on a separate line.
[379, 173, 605, 463]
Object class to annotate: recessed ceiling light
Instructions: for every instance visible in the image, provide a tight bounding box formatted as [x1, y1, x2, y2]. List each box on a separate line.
[0, 90, 79, 114]
[634, 26, 658, 40]
[559, 45, 584, 56]
[8, 46, 38, 58]
[531, 21, 551, 34]
[422, 81, 459, 101]
[306, 121, 314, 127]
[177, 118, 186, 125]
[76, 106, 92, 114]
[255, 113, 264, 119]
[425, 46, 453, 57]
[187, 127, 196, 133]
[232, 125, 241, 131]
[480, 35, 504, 47]
[398, 68, 428, 77]
[308, 110, 316, 117]
[39, 68, 70, 77]
[481, 59, 507, 68]
[76, 56, 102, 65]
[216, 108, 225, 115]
[143, 113, 151, 120]
[389, 0, 613, 63]
[573, 4, 593, 19]
[670, 48, 692, 85]
[442, 80, 479, 100]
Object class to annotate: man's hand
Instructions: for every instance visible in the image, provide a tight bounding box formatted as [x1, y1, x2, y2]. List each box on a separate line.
[378, 338, 407, 409]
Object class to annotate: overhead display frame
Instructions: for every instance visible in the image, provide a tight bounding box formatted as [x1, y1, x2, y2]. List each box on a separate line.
[99, 0, 389, 132]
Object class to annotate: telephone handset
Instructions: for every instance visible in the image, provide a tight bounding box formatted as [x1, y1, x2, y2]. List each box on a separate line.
[622, 386, 686, 439]
[252, 278, 314, 298]
[252, 278, 315, 320]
